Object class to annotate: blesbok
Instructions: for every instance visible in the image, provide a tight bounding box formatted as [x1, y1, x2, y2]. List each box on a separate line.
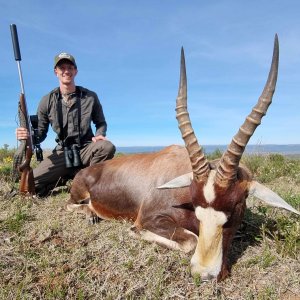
[67, 35, 299, 281]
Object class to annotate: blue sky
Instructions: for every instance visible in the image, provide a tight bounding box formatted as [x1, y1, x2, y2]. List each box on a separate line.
[1, 1, 300, 149]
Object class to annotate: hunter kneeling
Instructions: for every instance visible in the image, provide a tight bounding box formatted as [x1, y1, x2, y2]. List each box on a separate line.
[15, 53, 115, 197]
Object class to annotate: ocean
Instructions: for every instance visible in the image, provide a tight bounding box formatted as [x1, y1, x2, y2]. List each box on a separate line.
[116, 144, 300, 155]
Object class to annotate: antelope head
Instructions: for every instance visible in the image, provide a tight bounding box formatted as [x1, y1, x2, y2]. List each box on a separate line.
[159, 35, 300, 281]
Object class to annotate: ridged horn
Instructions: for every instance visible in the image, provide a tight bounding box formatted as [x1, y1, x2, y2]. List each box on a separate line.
[215, 35, 279, 187]
[176, 47, 210, 182]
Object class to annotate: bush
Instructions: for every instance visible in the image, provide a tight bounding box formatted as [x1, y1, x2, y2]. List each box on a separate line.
[242, 153, 300, 183]
[0, 145, 16, 180]
[207, 148, 223, 160]
[0, 144, 15, 162]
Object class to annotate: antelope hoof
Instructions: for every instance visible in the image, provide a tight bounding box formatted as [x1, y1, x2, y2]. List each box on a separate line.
[88, 215, 101, 225]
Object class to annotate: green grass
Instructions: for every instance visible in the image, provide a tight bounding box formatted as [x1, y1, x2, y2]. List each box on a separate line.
[243, 153, 300, 183]
[2, 206, 31, 234]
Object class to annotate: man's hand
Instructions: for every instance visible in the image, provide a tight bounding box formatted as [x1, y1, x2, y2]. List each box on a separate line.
[16, 127, 29, 140]
[92, 135, 107, 143]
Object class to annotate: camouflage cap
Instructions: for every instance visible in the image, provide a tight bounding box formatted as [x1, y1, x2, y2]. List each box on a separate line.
[54, 52, 77, 68]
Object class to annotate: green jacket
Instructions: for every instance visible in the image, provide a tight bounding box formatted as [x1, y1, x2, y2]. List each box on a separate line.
[37, 86, 107, 149]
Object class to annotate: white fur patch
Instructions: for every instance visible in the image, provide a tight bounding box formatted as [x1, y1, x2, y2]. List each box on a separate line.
[139, 229, 197, 253]
[140, 230, 182, 250]
[191, 247, 223, 279]
[191, 206, 228, 279]
[195, 206, 227, 226]
[203, 170, 216, 203]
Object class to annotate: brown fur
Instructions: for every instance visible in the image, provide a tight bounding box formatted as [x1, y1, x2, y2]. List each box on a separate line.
[69, 146, 198, 231]
[68, 145, 254, 280]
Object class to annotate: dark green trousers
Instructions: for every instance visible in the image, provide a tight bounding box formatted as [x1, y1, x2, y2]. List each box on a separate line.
[33, 140, 115, 196]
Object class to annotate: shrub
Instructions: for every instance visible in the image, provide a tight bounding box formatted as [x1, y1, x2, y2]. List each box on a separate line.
[0, 145, 16, 180]
[0, 144, 15, 162]
[242, 154, 265, 175]
[207, 148, 223, 160]
[242, 153, 300, 183]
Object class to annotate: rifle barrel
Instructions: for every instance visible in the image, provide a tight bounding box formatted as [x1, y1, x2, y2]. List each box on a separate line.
[10, 24, 36, 195]
[10, 24, 25, 94]
[10, 24, 33, 149]
[10, 24, 21, 61]
[17, 62, 25, 94]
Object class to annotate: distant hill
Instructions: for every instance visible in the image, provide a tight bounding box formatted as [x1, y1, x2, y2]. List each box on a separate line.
[116, 144, 300, 155]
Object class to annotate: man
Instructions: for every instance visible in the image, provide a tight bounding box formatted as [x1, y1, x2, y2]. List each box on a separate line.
[16, 52, 116, 196]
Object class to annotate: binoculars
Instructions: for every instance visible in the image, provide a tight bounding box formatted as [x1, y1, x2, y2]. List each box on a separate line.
[35, 145, 43, 162]
[64, 144, 82, 168]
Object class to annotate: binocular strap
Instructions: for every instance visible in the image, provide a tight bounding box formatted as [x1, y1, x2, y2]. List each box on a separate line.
[57, 87, 82, 148]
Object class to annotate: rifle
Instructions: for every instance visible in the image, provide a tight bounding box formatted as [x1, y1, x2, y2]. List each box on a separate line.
[10, 24, 36, 196]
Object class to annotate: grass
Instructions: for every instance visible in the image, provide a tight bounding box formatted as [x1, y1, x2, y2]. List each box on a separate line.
[0, 147, 299, 299]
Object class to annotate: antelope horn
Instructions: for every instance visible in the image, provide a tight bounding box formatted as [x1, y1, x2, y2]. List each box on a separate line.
[215, 35, 279, 187]
[176, 47, 210, 182]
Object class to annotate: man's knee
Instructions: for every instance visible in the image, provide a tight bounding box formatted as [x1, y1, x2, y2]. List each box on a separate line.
[103, 140, 116, 159]
[88, 140, 116, 165]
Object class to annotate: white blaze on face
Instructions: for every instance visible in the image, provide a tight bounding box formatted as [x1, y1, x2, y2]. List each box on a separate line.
[203, 170, 216, 203]
[191, 206, 227, 279]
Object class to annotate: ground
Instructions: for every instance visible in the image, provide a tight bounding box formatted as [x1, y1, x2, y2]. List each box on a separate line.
[0, 155, 299, 299]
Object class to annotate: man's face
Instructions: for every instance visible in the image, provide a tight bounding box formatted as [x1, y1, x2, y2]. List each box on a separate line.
[54, 61, 78, 85]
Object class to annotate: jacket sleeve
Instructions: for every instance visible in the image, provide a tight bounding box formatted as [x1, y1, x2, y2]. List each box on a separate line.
[37, 96, 50, 143]
[92, 93, 107, 137]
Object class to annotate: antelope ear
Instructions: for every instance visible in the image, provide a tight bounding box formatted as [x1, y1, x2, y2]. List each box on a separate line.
[249, 181, 300, 215]
[157, 172, 193, 189]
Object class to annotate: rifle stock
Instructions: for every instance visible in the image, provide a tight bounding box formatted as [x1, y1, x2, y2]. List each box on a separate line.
[10, 24, 35, 196]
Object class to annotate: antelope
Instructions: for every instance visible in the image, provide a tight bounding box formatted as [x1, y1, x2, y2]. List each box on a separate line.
[67, 35, 299, 281]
